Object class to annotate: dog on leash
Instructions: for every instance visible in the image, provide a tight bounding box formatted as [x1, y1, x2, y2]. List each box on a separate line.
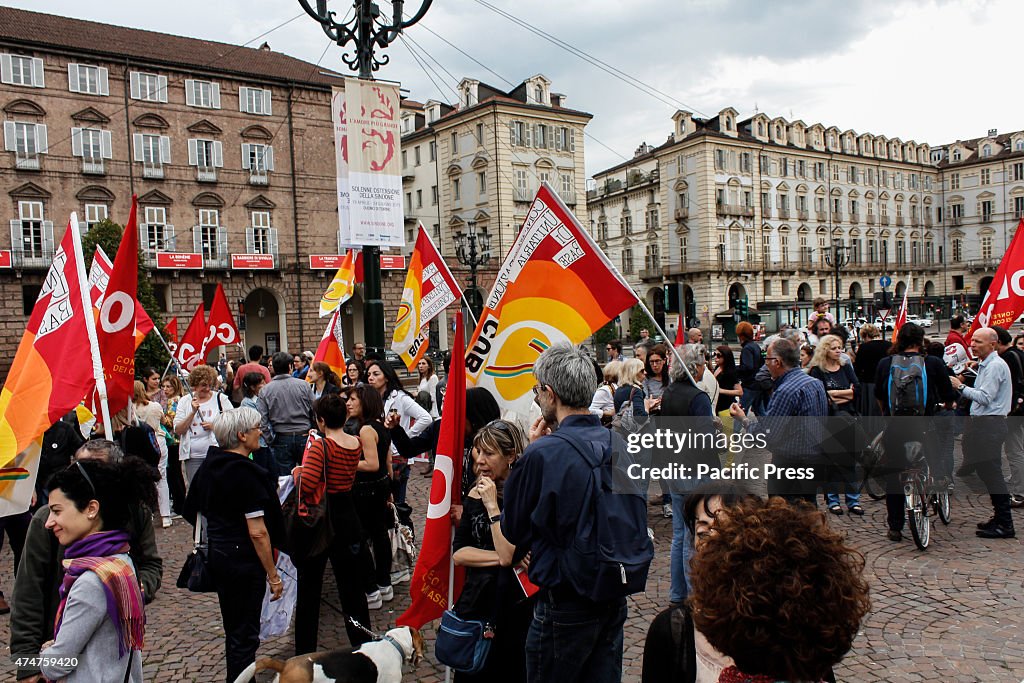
[231, 626, 424, 683]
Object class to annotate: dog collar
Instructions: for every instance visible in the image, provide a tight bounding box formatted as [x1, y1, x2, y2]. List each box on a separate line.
[381, 634, 406, 661]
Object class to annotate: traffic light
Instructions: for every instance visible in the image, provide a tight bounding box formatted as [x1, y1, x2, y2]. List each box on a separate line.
[737, 298, 748, 318]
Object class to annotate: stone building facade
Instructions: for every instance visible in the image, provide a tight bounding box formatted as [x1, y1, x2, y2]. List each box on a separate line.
[588, 107, 1024, 338]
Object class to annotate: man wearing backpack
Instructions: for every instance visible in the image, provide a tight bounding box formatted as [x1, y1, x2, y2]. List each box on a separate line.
[950, 327, 1016, 538]
[991, 326, 1024, 509]
[503, 343, 653, 683]
[874, 323, 957, 541]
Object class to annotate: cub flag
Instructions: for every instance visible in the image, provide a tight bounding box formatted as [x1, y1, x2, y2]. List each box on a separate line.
[320, 249, 357, 318]
[201, 284, 240, 358]
[165, 317, 178, 344]
[969, 218, 1024, 339]
[392, 225, 461, 371]
[313, 309, 347, 377]
[397, 311, 466, 629]
[465, 183, 638, 419]
[94, 197, 140, 417]
[89, 241, 153, 352]
[1, 217, 97, 514]
[175, 303, 206, 371]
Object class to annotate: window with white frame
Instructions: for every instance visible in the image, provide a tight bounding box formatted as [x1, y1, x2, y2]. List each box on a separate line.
[416, 189, 422, 209]
[130, 72, 168, 102]
[185, 79, 220, 108]
[451, 132, 459, 155]
[67, 63, 109, 95]
[952, 237, 963, 262]
[477, 171, 486, 198]
[241, 142, 274, 180]
[249, 211, 274, 255]
[188, 139, 223, 179]
[429, 140, 436, 161]
[980, 168, 991, 185]
[71, 127, 112, 172]
[534, 124, 548, 149]
[680, 235, 688, 262]
[622, 212, 633, 235]
[514, 169, 528, 199]
[0, 54, 45, 87]
[84, 204, 107, 231]
[452, 177, 461, 202]
[239, 86, 272, 115]
[982, 235, 993, 260]
[510, 121, 526, 147]
[475, 123, 484, 146]
[414, 145, 421, 166]
[1012, 163, 1024, 182]
[133, 133, 171, 177]
[622, 248, 634, 274]
[16, 200, 47, 262]
[950, 173, 960, 190]
[4, 121, 48, 168]
[198, 209, 221, 260]
[431, 185, 438, 205]
[560, 172, 573, 198]
[143, 206, 172, 257]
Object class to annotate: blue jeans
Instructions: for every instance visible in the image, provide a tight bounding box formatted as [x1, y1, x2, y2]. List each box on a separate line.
[391, 461, 410, 506]
[669, 493, 692, 604]
[271, 433, 308, 476]
[526, 595, 627, 683]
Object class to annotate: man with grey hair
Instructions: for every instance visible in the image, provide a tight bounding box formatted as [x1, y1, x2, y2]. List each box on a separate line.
[730, 337, 828, 504]
[660, 343, 716, 605]
[10, 440, 163, 681]
[503, 343, 651, 682]
[686, 328, 703, 345]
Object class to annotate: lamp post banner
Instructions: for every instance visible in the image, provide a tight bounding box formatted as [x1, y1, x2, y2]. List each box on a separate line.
[331, 86, 352, 248]
[342, 77, 404, 248]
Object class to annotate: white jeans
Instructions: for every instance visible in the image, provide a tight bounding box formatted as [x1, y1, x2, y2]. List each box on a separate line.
[157, 438, 171, 518]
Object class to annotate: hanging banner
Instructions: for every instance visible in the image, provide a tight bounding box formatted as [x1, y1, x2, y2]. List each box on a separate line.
[331, 86, 352, 249]
[343, 77, 404, 248]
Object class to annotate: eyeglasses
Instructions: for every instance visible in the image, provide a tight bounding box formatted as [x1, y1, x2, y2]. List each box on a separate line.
[69, 460, 96, 498]
[765, 356, 781, 363]
[606, 347, 613, 351]
[713, 353, 723, 358]
[532, 384, 548, 396]
[649, 358, 665, 364]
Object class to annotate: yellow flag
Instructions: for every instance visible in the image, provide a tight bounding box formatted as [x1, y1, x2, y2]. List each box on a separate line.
[319, 249, 357, 318]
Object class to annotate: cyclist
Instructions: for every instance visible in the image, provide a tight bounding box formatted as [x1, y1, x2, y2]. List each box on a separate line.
[874, 323, 956, 542]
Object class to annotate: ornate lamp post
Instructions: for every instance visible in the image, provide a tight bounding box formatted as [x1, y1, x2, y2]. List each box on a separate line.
[455, 221, 491, 319]
[823, 237, 851, 324]
[298, 0, 432, 354]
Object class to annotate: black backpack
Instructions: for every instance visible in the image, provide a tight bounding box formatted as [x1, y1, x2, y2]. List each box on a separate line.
[1003, 348, 1024, 415]
[119, 420, 161, 467]
[548, 430, 653, 602]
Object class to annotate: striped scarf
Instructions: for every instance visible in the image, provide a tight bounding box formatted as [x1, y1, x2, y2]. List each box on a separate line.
[55, 531, 145, 657]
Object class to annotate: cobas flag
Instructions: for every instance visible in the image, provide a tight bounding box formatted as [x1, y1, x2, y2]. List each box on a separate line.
[391, 225, 461, 371]
[465, 183, 638, 419]
[175, 303, 206, 371]
[201, 284, 240, 358]
[969, 218, 1024, 339]
[0, 217, 97, 514]
[397, 311, 466, 629]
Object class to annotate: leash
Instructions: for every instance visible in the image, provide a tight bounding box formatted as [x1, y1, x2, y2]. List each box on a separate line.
[347, 618, 408, 661]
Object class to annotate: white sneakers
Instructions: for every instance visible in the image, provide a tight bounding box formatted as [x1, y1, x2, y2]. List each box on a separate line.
[161, 517, 172, 529]
[367, 585, 395, 609]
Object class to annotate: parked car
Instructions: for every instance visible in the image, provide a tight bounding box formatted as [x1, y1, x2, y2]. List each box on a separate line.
[874, 316, 895, 331]
[906, 314, 934, 328]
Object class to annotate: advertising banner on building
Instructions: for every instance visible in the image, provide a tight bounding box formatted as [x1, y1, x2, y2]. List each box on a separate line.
[342, 77, 404, 248]
[330, 86, 352, 248]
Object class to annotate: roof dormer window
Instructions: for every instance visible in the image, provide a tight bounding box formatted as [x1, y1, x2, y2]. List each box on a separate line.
[981, 144, 992, 158]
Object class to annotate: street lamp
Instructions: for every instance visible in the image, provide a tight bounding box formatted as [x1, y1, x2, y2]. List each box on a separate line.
[823, 238, 851, 324]
[455, 221, 491, 319]
[298, 0, 433, 355]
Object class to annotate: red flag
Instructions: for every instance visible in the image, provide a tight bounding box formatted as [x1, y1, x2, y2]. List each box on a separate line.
[94, 197, 140, 417]
[397, 311, 466, 629]
[165, 317, 178, 344]
[201, 284, 240, 358]
[175, 303, 206, 371]
[968, 218, 1024, 340]
[1, 217, 97, 514]
[133, 306, 154, 351]
[892, 289, 909, 339]
[674, 313, 685, 346]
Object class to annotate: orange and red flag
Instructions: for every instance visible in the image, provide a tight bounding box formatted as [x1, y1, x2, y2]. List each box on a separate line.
[313, 309, 347, 378]
[1, 218, 97, 514]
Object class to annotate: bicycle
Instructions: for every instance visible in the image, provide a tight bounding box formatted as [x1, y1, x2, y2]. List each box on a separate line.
[859, 431, 886, 501]
[900, 441, 951, 549]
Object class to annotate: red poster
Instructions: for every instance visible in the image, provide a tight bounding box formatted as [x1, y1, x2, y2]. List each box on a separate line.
[156, 252, 203, 270]
[231, 254, 275, 269]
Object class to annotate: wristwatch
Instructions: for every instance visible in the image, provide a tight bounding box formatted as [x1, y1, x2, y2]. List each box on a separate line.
[489, 514, 501, 524]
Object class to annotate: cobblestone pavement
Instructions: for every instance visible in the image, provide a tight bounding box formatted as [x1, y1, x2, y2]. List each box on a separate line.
[3, 455, 1023, 682]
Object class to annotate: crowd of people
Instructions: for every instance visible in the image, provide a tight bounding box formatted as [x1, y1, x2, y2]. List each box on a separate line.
[2, 299, 1019, 682]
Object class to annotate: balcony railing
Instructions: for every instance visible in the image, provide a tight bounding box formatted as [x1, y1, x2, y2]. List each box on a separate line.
[816, 211, 827, 222]
[867, 214, 876, 225]
[717, 203, 754, 217]
[896, 217, 905, 226]
[880, 216, 891, 226]
[798, 210, 809, 221]
[675, 207, 689, 221]
[559, 191, 577, 205]
[249, 170, 268, 186]
[925, 217, 933, 227]
[514, 188, 533, 202]
[15, 153, 40, 171]
[197, 167, 217, 182]
[9, 219, 55, 268]
[143, 161, 164, 179]
[82, 157, 104, 175]
[833, 211, 843, 223]
[777, 209, 790, 220]
[981, 214, 993, 223]
[849, 212, 860, 224]
[949, 216, 962, 226]
[139, 224, 176, 266]
[966, 259, 998, 272]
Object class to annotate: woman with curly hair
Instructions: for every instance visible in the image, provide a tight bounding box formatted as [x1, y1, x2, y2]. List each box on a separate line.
[689, 497, 870, 683]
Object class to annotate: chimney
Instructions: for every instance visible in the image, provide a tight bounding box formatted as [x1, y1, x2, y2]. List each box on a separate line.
[258, 41, 271, 51]
[988, 128, 998, 137]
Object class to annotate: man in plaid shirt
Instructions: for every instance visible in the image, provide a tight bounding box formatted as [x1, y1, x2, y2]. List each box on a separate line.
[730, 337, 828, 505]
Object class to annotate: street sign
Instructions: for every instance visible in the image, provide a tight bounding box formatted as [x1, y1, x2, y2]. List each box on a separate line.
[231, 254, 275, 269]
[309, 254, 346, 269]
[380, 254, 406, 269]
[879, 275, 891, 289]
[156, 252, 203, 269]
[877, 308, 891, 320]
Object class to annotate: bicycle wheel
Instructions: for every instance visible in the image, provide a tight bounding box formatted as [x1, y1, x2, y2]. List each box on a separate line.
[906, 474, 930, 549]
[863, 467, 887, 500]
[933, 490, 951, 525]
[861, 434, 886, 501]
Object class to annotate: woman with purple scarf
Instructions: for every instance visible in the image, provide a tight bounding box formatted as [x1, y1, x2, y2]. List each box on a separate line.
[39, 457, 158, 682]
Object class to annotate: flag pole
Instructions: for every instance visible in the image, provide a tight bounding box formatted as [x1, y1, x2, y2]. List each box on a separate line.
[445, 523, 455, 683]
[70, 213, 112, 431]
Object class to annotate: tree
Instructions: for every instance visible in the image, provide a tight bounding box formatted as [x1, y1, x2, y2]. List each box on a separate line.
[81, 218, 169, 373]
[628, 303, 650, 342]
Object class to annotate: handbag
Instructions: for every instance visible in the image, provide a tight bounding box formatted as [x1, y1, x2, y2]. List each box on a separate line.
[281, 440, 335, 562]
[176, 513, 215, 592]
[612, 386, 648, 435]
[435, 608, 494, 674]
[388, 502, 416, 584]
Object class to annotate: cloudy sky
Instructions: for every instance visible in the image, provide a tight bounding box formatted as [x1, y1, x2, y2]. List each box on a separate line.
[6, 0, 1021, 175]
